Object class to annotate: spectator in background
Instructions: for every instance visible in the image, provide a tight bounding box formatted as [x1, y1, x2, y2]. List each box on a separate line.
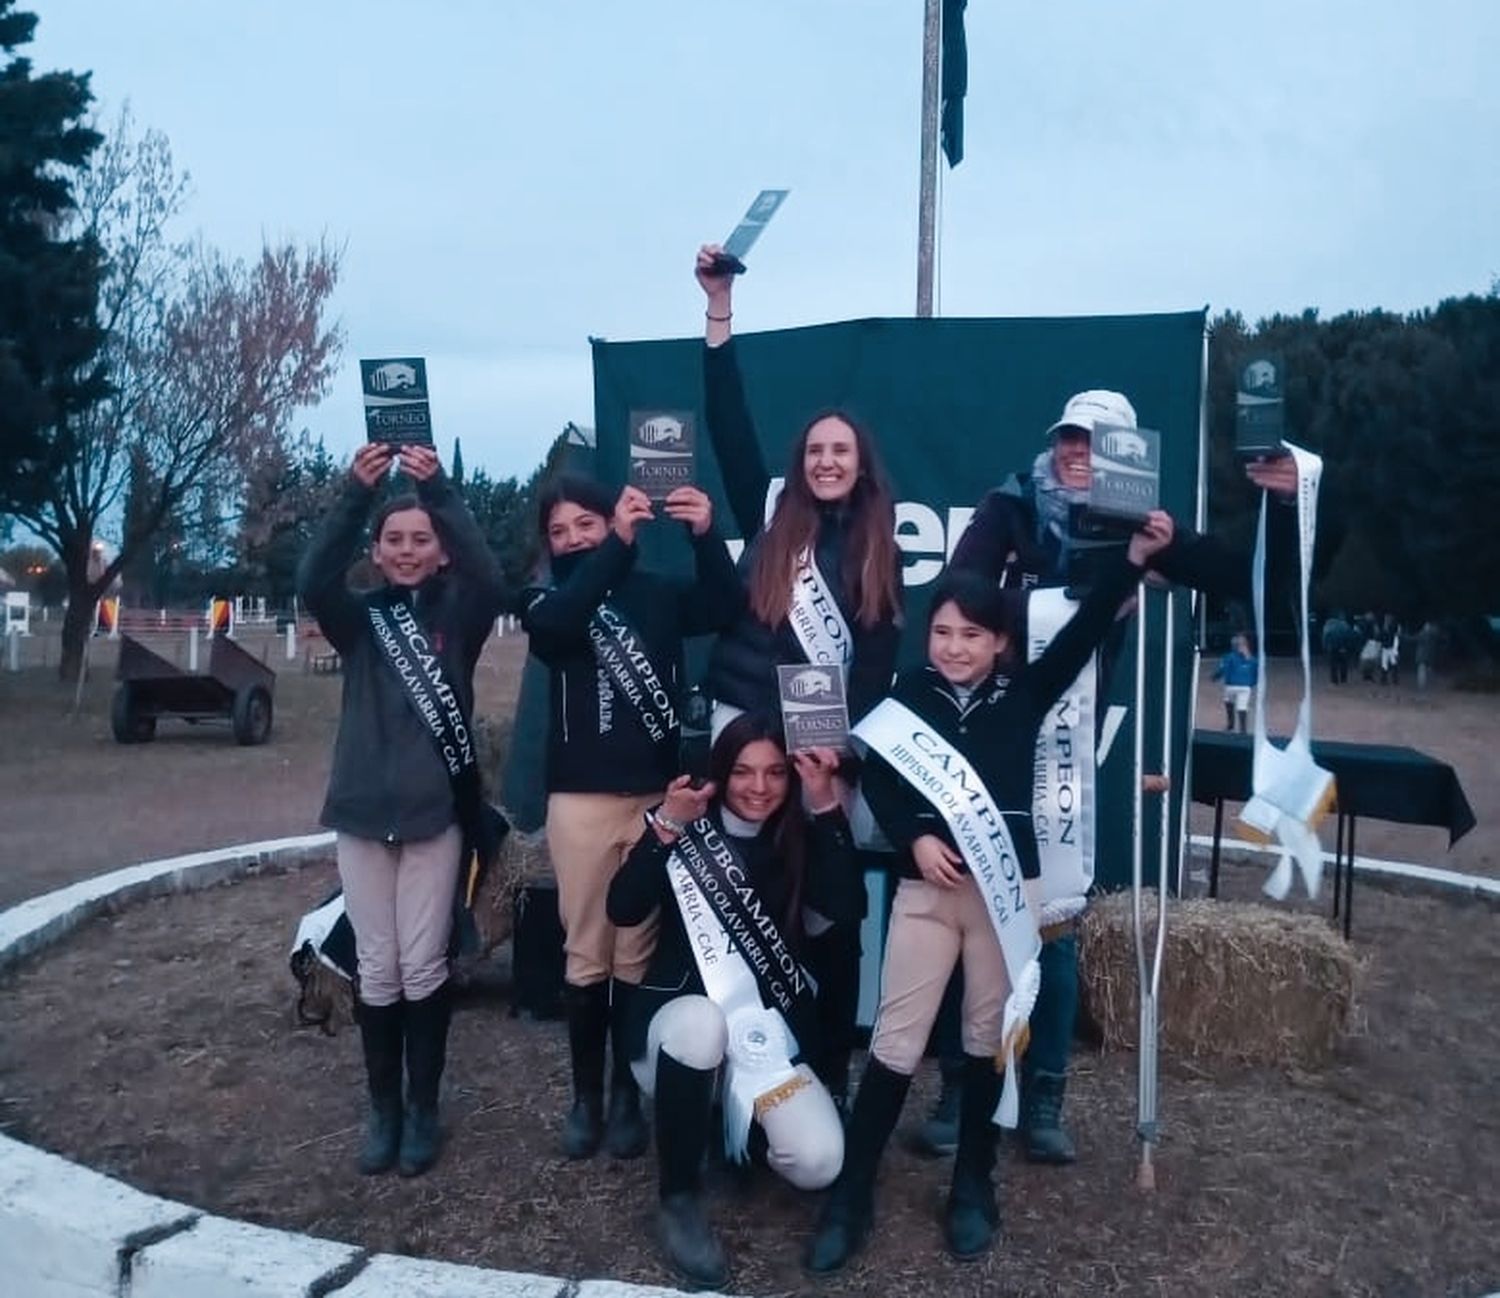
[1322, 611, 1352, 685]
[1378, 615, 1401, 686]
[1415, 621, 1442, 691]
[1213, 633, 1257, 732]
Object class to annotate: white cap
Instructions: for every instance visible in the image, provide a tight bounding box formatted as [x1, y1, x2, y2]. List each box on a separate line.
[1046, 389, 1137, 439]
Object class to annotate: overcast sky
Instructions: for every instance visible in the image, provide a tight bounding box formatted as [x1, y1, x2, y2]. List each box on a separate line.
[28, 1, 1500, 479]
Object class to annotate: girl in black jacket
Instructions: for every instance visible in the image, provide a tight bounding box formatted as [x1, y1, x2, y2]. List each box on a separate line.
[521, 474, 739, 1163]
[607, 714, 859, 1291]
[297, 442, 510, 1179]
[694, 245, 903, 734]
[805, 512, 1174, 1273]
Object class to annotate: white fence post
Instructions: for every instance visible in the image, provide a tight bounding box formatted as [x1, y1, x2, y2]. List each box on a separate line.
[188, 625, 199, 672]
[284, 622, 297, 661]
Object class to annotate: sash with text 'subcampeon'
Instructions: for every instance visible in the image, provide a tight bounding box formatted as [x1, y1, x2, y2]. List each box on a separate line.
[586, 601, 679, 745]
[666, 815, 817, 1160]
[366, 593, 502, 909]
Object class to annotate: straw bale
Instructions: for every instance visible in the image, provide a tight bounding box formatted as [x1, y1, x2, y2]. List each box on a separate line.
[469, 823, 552, 953]
[1078, 890, 1359, 1070]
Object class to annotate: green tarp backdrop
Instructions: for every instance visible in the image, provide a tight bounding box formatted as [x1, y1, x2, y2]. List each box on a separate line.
[508, 311, 1207, 896]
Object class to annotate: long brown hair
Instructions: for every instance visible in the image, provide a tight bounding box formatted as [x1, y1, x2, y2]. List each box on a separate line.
[748, 410, 902, 630]
[708, 712, 806, 944]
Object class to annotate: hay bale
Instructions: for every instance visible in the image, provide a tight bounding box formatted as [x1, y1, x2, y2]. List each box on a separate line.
[468, 821, 553, 954]
[1078, 891, 1359, 1070]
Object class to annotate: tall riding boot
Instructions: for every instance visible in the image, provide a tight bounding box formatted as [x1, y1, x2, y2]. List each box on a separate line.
[804, 1057, 912, 1274]
[1224, 701, 1234, 730]
[914, 1053, 963, 1157]
[1020, 932, 1079, 1165]
[944, 1054, 1003, 1260]
[399, 981, 452, 1177]
[562, 981, 610, 1158]
[604, 979, 648, 1159]
[354, 998, 405, 1175]
[653, 1048, 728, 1291]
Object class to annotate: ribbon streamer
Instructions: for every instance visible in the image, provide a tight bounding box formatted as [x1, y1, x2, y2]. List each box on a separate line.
[1241, 442, 1336, 899]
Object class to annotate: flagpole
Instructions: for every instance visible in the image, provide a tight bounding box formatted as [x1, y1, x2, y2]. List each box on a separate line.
[916, 0, 941, 317]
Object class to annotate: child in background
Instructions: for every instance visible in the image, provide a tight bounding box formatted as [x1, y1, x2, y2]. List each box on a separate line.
[1214, 633, 1257, 732]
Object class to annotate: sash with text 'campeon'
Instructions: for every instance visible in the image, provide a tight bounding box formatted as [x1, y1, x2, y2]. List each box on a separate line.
[365, 593, 489, 900]
[587, 602, 678, 745]
[667, 815, 817, 1160]
[1025, 587, 1097, 923]
[787, 549, 853, 670]
[760, 478, 853, 673]
[853, 698, 1043, 1128]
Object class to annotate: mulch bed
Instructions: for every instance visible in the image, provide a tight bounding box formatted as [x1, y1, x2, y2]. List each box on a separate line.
[2, 855, 1497, 1297]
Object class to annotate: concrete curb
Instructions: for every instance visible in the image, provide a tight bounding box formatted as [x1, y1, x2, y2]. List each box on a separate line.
[0, 838, 721, 1298]
[1187, 835, 1500, 907]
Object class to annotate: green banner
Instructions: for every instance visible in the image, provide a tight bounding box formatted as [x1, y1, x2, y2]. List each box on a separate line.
[498, 312, 1207, 890]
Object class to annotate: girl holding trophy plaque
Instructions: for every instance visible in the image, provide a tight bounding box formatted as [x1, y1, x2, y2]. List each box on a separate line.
[607, 713, 858, 1290]
[805, 512, 1174, 1272]
[521, 475, 739, 1163]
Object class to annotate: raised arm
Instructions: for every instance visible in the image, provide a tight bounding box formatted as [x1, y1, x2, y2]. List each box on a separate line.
[660, 485, 744, 636]
[697, 245, 771, 538]
[402, 446, 513, 642]
[1020, 512, 1174, 716]
[295, 444, 387, 653]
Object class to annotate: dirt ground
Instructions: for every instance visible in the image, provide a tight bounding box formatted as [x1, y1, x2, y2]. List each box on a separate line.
[1, 635, 1498, 1295]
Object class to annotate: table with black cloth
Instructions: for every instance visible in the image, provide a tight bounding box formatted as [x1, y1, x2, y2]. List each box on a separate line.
[1189, 730, 1477, 938]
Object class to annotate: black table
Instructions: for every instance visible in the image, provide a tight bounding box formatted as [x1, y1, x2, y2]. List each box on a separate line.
[1188, 730, 1477, 937]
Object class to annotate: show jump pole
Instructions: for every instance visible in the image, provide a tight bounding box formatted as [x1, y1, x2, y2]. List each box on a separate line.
[916, 0, 941, 318]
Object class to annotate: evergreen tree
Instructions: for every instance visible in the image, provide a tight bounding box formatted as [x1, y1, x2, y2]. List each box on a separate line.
[0, 2, 107, 519]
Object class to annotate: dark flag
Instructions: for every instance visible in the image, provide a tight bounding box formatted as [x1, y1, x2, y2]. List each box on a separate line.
[941, 0, 968, 167]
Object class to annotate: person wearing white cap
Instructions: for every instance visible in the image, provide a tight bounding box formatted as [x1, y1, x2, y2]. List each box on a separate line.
[939, 389, 1298, 1167]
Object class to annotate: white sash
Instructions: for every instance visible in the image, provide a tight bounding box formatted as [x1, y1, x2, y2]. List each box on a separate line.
[853, 699, 1042, 1128]
[787, 548, 853, 669]
[1025, 588, 1096, 923]
[1241, 443, 1337, 899]
[665, 830, 804, 1162]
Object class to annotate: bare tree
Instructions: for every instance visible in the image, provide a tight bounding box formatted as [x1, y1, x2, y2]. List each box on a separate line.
[8, 109, 343, 678]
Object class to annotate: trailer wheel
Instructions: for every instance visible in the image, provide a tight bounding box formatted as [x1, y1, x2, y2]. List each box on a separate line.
[111, 684, 156, 744]
[232, 685, 273, 745]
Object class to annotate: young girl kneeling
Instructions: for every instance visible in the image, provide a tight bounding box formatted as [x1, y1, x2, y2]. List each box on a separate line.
[607, 715, 862, 1290]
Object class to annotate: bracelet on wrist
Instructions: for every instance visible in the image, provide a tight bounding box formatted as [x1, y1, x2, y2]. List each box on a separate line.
[705, 311, 732, 322]
[646, 807, 685, 837]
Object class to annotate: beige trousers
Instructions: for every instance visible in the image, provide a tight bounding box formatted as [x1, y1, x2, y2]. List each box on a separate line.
[546, 791, 661, 986]
[868, 876, 1011, 1075]
[337, 826, 463, 1006]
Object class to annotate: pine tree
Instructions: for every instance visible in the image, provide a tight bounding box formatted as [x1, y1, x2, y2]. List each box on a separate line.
[0, 1, 106, 519]
[451, 436, 465, 485]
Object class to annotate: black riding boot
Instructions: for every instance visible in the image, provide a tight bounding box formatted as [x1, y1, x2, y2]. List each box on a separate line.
[399, 981, 451, 1177]
[1224, 701, 1235, 730]
[562, 981, 609, 1158]
[354, 998, 404, 1175]
[604, 979, 648, 1159]
[944, 1054, 1003, 1260]
[914, 1053, 963, 1157]
[653, 1048, 728, 1291]
[804, 1057, 912, 1274]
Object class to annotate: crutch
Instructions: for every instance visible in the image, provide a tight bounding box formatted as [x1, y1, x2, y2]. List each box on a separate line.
[1131, 580, 1173, 1191]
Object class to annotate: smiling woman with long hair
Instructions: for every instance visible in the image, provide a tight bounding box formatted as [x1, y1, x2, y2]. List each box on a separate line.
[607, 714, 861, 1290]
[693, 245, 903, 737]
